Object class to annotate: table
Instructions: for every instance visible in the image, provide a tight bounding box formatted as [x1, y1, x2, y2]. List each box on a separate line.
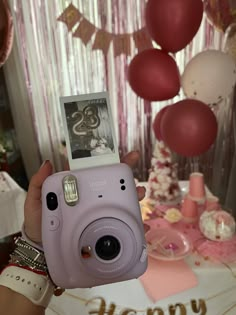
[46, 182, 236, 315]
[0, 171, 26, 239]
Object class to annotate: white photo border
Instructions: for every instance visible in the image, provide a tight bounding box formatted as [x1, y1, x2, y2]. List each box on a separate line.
[60, 91, 120, 170]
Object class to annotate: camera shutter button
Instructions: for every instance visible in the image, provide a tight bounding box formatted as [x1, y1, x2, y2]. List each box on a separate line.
[48, 216, 60, 231]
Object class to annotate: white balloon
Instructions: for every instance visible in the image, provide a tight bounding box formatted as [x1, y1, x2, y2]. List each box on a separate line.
[181, 50, 236, 106]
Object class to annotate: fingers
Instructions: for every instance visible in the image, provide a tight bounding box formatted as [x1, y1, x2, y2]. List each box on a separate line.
[136, 186, 146, 201]
[121, 151, 140, 169]
[26, 160, 53, 202]
[143, 223, 150, 234]
[121, 152, 145, 200]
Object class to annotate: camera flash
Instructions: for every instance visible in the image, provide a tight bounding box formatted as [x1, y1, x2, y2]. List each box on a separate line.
[62, 175, 79, 206]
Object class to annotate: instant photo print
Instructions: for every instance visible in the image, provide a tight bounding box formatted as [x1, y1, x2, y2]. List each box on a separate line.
[60, 92, 120, 170]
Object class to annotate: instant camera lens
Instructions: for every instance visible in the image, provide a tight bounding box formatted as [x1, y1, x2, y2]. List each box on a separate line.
[46, 192, 58, 210]
[95, 235, 121, 261]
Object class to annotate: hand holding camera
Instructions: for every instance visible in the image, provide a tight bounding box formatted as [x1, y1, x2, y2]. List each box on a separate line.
[25, 92, 148, 289]
[23, 152, 147, 289]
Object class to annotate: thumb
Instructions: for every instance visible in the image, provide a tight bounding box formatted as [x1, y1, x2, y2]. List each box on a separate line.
[26, 160, 53, 204]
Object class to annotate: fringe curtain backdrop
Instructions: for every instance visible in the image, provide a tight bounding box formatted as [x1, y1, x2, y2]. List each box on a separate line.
[3, 0, 236, 211]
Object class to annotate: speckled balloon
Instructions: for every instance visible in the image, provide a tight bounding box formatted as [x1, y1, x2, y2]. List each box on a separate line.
[182, 50, 236, 107]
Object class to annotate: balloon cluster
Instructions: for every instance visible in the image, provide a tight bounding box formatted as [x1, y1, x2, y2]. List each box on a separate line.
[128, 0, 236, 157]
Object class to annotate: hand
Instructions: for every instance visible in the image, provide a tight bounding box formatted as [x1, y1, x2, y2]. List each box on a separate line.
[24, 151, 146, 244]
[24, 160, 53, 244]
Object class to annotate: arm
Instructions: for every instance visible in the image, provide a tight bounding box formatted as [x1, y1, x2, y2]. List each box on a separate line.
[0, 160, 53, 315]
[0, 286, 45, 315]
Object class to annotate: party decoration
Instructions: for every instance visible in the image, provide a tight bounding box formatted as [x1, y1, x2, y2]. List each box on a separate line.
[204, 0, 236, 32]
[188, 172, 206, 203]
[153, 106, 170, 141]
[197, 235, 236, 263]
[0, 0, 14, 67]
[160, 99, 218, 157]
[145, 0, 203, 53]
[128, 49, 180, 101]
[181, 195, 198, 223]
[148, 141, 181, 205]
[88, 297, 207, 315]
[199, 210, 236, 241]
[164, 208, 182, 223]
[57, 3, 153, 56]
[182, 50, 236, 106]
[146, 228, 192, 261]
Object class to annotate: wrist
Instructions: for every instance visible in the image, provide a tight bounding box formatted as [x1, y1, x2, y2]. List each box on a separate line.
[0, 265, 54, 308]
[0, 236, 64, 308]
[21, 225, 43, 251]
[10, 237, 47, 273]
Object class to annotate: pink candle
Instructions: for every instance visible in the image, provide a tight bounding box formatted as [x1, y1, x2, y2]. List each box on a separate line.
[181, 195, 198, 223]
[189, 172, 206, 202]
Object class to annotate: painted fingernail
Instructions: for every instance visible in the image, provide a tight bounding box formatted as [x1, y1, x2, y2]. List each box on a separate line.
[40, 160, 49, 168]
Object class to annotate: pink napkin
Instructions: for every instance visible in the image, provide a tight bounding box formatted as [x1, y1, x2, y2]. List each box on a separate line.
[140, 257, 198, 302]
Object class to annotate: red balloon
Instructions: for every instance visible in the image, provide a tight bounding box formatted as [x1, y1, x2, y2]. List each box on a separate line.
[160, 99, 218, 157]
[128, 49, 180, 101]
[145, 0, 203, 53]
[153, 106, 170, 141]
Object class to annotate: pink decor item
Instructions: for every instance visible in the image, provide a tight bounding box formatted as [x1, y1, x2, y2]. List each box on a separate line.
[140, 257, 198, 302]
[196, 236, 236, 263]
[199, 210, 236, 242]
[147, 215, 236, 264]
[205, 196, 220, 211]
[146, 228, 192, 261]
[181, 195, 198, 223]
[189, 172, 206, 202]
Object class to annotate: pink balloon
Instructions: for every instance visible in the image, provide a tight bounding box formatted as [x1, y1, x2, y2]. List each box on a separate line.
[153, 106, 170, 141]
[145, 0, 203, 53]
[160, 99, 218, 157]
[128, 49, 180, 101]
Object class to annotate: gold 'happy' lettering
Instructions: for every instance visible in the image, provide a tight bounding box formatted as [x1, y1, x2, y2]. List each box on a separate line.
[147, 307, 164, 315]
[191, 299, 207, 315]
[169, 303, 187, 315]
[121, 309, 137, 315]
[86, 297, 208, 315]
[86, 297, 116, 315]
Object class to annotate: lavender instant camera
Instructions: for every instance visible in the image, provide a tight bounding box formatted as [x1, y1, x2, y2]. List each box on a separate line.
[42, 163, 147, 288]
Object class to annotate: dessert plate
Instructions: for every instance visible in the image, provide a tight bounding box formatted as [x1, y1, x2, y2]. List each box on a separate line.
[146, 228, 192, 261]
